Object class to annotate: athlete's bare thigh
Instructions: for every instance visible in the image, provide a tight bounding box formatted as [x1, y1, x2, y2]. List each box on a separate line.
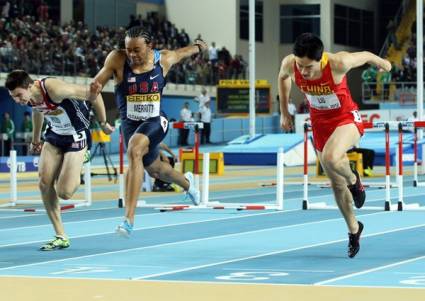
[322, 123, 361, 159]
[38, 142, 64, 184]
[56, 147, 87, 192]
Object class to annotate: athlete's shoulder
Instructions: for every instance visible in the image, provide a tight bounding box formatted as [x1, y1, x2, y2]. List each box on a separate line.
[327, 52, 349, 71]
[104, 49, 126, 68]
[281, 54, 295, 66]
[279, 54, 295, 75]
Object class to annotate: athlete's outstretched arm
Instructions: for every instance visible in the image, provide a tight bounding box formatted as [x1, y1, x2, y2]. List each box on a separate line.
[336, 51, 392, 73]
[278, 56, 293, 132]
[93, 50, 122, 88]
[160, 39, 208, 75]
[44, 78, 98, 103]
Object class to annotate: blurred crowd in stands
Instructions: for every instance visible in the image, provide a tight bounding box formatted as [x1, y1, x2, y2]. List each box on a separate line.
[0, 1, 247, 85]
[362, 19, 424, 102]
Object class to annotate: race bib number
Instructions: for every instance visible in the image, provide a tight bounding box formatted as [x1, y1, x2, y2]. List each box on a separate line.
[306, 93, 341, 110]
[44, 108, 75, 135]
[351, 110, 362, 123]
[126, 93, 160, 120]
[72, 131, 87, 142]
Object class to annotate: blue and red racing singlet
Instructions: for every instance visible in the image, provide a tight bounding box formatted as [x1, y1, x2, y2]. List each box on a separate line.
[115, 49, 166, 121]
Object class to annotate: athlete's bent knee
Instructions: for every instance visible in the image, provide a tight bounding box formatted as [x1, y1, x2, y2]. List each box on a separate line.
[322, 151, 342, 170]
[56, 187, 75, 200]
[38, 178, 54, 194]
[147, 166, 161, 179]
[128, 138, 149, 162]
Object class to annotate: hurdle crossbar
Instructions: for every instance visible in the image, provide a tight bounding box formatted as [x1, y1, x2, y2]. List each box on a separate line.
[197, 150, 284, 211]
[0, 150, 92, 212]
[302, 121, 418, 211]
[149, 149, 284, 212]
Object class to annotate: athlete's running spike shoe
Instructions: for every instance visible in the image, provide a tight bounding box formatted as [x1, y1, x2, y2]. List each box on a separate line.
[348, 221, 364, 258]
[116, 219, 133, 238]
[40, 236, 70, 251]
[184, 172, 201, 205]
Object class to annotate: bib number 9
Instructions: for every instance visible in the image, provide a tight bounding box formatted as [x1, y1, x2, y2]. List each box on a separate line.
[351, 110, 362, 123]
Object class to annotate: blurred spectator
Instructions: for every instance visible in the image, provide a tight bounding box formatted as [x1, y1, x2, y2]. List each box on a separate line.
[386, 19, 400, 50]
[362, 66, 377, 98]
[21, 111, 32, 154]
[179, 102, 192, 146]
[178, 28, 190, 47]
[408, 111, 418, 122]
[37, 0, 49, 22]
[22, 111, 32, 134]
[0, 12, 246, 85]
[200, 102, 212, 144]
[1, 1, 10, 19]
[194, 87, 210, 112]
[1, 112, 15, 156]
[127, 14, 140, 29]
[209, 42, 218, 82]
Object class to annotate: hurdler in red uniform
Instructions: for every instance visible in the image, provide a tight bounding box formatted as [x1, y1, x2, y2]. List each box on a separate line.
[278, 33, 391, 258]
[294, 52, 364, 152]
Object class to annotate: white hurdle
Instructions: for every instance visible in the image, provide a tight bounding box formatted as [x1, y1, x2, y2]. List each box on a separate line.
[303, 121, 425, 211]
[0, 150, 92, 212]
[411, 121, 425, 187]
[199, 149, 284, 211]
[134, 149, 285, 212]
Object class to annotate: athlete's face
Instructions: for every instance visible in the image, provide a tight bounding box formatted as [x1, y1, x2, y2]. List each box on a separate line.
[9, 87, 33, 106]
[295, 56, 321, 80]
[125, 37, 150, 65]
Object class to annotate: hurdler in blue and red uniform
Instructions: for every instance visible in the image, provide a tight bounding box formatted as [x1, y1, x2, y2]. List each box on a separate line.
[93, 26, 209, 237]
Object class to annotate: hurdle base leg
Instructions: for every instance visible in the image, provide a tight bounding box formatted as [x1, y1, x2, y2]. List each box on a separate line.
[302, 200, 308, 210]
[118, 198, 123, 208]
[385, 201, 391, 211]
[397, 201, 403, 211]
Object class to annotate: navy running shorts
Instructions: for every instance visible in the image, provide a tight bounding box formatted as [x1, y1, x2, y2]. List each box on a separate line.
[121, 113, 169, 167]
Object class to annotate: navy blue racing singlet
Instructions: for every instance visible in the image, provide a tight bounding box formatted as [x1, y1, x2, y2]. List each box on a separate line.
[114, 49, 166, 121]
[33, 78, 91, 136]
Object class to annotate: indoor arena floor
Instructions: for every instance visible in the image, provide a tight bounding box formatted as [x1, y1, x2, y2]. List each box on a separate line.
[0, 162, 425, 301]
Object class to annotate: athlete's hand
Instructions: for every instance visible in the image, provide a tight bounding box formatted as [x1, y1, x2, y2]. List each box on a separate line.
[29, 141, 43, 155]
[100, 122, 115, 135]
[88, 80, 103, 102]
[280, 114, 293, 132]
[378, 59, 392, 72]
[194, 38, 208, 52]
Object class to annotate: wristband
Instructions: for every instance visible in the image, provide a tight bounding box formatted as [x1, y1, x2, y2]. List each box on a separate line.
[194, 44, 202, 53]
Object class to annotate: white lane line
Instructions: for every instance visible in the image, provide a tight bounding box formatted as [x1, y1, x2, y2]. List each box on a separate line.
[133, 222, 425, 280]
[221, 268, 335, 273]
[0, 213, 45, 219]
[0, 211, 391, 273]
[0, 209, 299, 248]
[314, 254, 425, 286]
[394, 272, 425, 275]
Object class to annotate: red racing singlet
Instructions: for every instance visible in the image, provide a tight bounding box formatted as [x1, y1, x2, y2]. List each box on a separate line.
[293, 53, 364, 151]
[294, 53, 359, 121]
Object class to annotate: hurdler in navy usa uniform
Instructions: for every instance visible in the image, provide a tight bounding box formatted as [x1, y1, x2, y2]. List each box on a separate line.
[93, 26, 208, 237]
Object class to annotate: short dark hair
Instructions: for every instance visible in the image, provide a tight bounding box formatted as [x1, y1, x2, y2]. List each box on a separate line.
[5, 70, 33, 91]
[125, 26, 153, 44]
[293, 33, 324, 61]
